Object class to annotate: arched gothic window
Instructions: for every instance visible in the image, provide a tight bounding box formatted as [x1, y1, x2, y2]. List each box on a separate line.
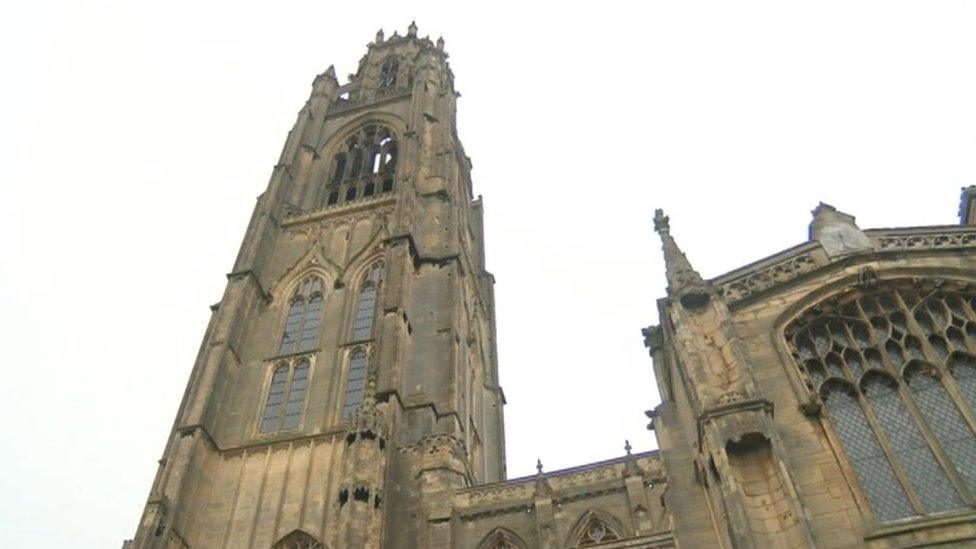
[342, 349, 369, 419]
[278, 276, 324, 355]
[352, 264, 382, 341]
[786, 279, 976, 522]
[572, 512, 621, 547]
[378, 58, 398, 88]
[272, 529, 324, 549]
[324, 125, 396, 207]
[476, 528, 527, 549]
[260, 359, 311, 434]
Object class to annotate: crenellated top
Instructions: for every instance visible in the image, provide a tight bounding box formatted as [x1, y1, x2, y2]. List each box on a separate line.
[331, 22, 453, 115]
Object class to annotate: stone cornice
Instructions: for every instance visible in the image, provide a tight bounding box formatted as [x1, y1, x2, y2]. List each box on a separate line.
[712, 225, 976, 307]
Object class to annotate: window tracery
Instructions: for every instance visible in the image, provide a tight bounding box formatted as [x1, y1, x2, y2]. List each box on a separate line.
[575, 514, 621, 546]
[786, 279, 976, 522]
[378, 58, 398, 88]
[324, 125, 397, 207]
[260, 358, 311, 434]
[278, 276, 324, 355]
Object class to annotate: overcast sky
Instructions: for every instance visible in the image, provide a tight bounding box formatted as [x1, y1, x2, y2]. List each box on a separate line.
[2, 1, 975, 547]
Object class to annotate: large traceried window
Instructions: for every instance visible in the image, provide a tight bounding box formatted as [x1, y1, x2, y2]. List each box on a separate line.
[278, 276, 324, 355]
[342, 349, 369, 420]
[352, 264, 382, 341]
[786, 279, 976, 523]
[324, 125, 397, 207]
[260, 359, 311, 434]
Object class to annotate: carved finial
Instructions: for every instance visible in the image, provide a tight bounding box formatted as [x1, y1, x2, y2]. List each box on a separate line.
[375, 28, 384, 43]
[408, 21, 418, 38]
[624, 440, 632, 456]
[325, 65, 336, 78]
[533, 459, 553, 497]
[654, 210, 710, 308]
[623, 439, 643, 477]
[436, 36, 445, 50]
[653, 208, 670, 234]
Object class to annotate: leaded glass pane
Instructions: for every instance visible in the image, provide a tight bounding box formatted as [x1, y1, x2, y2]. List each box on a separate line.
[823, 388, 916, 522]
[342, 350, 368, 419]
[352, 284, 377, 340]
[862, 378, 963, 513]
[278, 298, 305, 355]
[951, 354, 976, 412]
[282, 361, 310, 430]
[298, 295, 322, 351]
[260, 365, 290, 433]
[908, 373, 976, 494]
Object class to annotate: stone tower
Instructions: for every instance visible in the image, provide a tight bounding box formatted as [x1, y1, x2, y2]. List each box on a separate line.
[130, 24, 505, 548]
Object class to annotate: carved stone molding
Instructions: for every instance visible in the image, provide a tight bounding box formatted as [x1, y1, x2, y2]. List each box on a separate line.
[874, 230, 976, 251]
[720, 254, 820, 303]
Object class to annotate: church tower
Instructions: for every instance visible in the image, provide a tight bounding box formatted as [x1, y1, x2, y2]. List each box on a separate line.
[130, 24, 505, 548]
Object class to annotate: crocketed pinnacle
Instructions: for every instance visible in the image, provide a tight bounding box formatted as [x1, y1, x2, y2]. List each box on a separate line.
[654, 209, 711, 309]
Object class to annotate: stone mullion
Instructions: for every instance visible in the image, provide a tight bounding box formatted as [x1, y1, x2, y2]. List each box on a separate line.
[895, 293, 976, 504]
[856, 387, 927, 516]
[846, 296, 922, 514]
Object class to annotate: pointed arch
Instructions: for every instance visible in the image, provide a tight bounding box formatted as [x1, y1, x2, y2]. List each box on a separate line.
[565, 509, 627, 547]
[271, 529, 324, 549]
[475, 527, 528, 549]
[278, 274, 325, 355]
[341, 347, 369, 420]
[784, 277, 976, 522]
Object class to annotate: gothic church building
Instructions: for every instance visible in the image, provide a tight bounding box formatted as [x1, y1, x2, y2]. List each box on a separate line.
[129, 26, 976, 548]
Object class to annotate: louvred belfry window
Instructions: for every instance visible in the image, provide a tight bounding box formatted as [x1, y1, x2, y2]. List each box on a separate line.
[324, 125, 397, 207]
[785, 279, 976, 523]
[278, 276, 324, 355]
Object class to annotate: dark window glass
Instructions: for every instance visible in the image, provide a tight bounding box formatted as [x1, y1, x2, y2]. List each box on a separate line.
[278, 298, 304, 355]
[332, 154, 346, 183]
[298, 295, 322, 351]
[787, 280, 976, 522]
[281, 360, 310, 430]
[342, 350, 368, 419]
[382, 178, 394, 193]
[863, 376, 962, 513]
[327, 191, 339, 205]
[908, 371, 976, 494]
[823, 388, 916, 522]
[260, 365, 290, 433]
[363, 182, 375, 197]
[345, 186, 357, 201]
[378, 59, 398, 88]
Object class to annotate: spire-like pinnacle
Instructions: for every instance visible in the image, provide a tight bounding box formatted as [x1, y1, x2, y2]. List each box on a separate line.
[436, 36, 445, 50]
[536, 459, 544, 475]
[408, 21, 418, 38]
[654, 209, 710, 309]
[375, 28, 384, 43]
[324, 65, 336, 78]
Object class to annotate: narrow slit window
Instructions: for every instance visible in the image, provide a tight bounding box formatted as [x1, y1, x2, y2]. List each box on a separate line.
[342, 350, 368, 419]
[260, 365, 290, 433]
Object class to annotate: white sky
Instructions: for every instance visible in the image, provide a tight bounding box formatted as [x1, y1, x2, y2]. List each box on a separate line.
[1, 1, 975, 547]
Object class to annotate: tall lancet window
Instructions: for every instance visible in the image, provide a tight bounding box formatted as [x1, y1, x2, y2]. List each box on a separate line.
[786, 279, 976, 523]
[352, 264, 382, 340]
[323, 125, 397, 207]
[260, 359, 311, 434]
[278, 276, 324, 355]
[342, 349, 368, 420]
